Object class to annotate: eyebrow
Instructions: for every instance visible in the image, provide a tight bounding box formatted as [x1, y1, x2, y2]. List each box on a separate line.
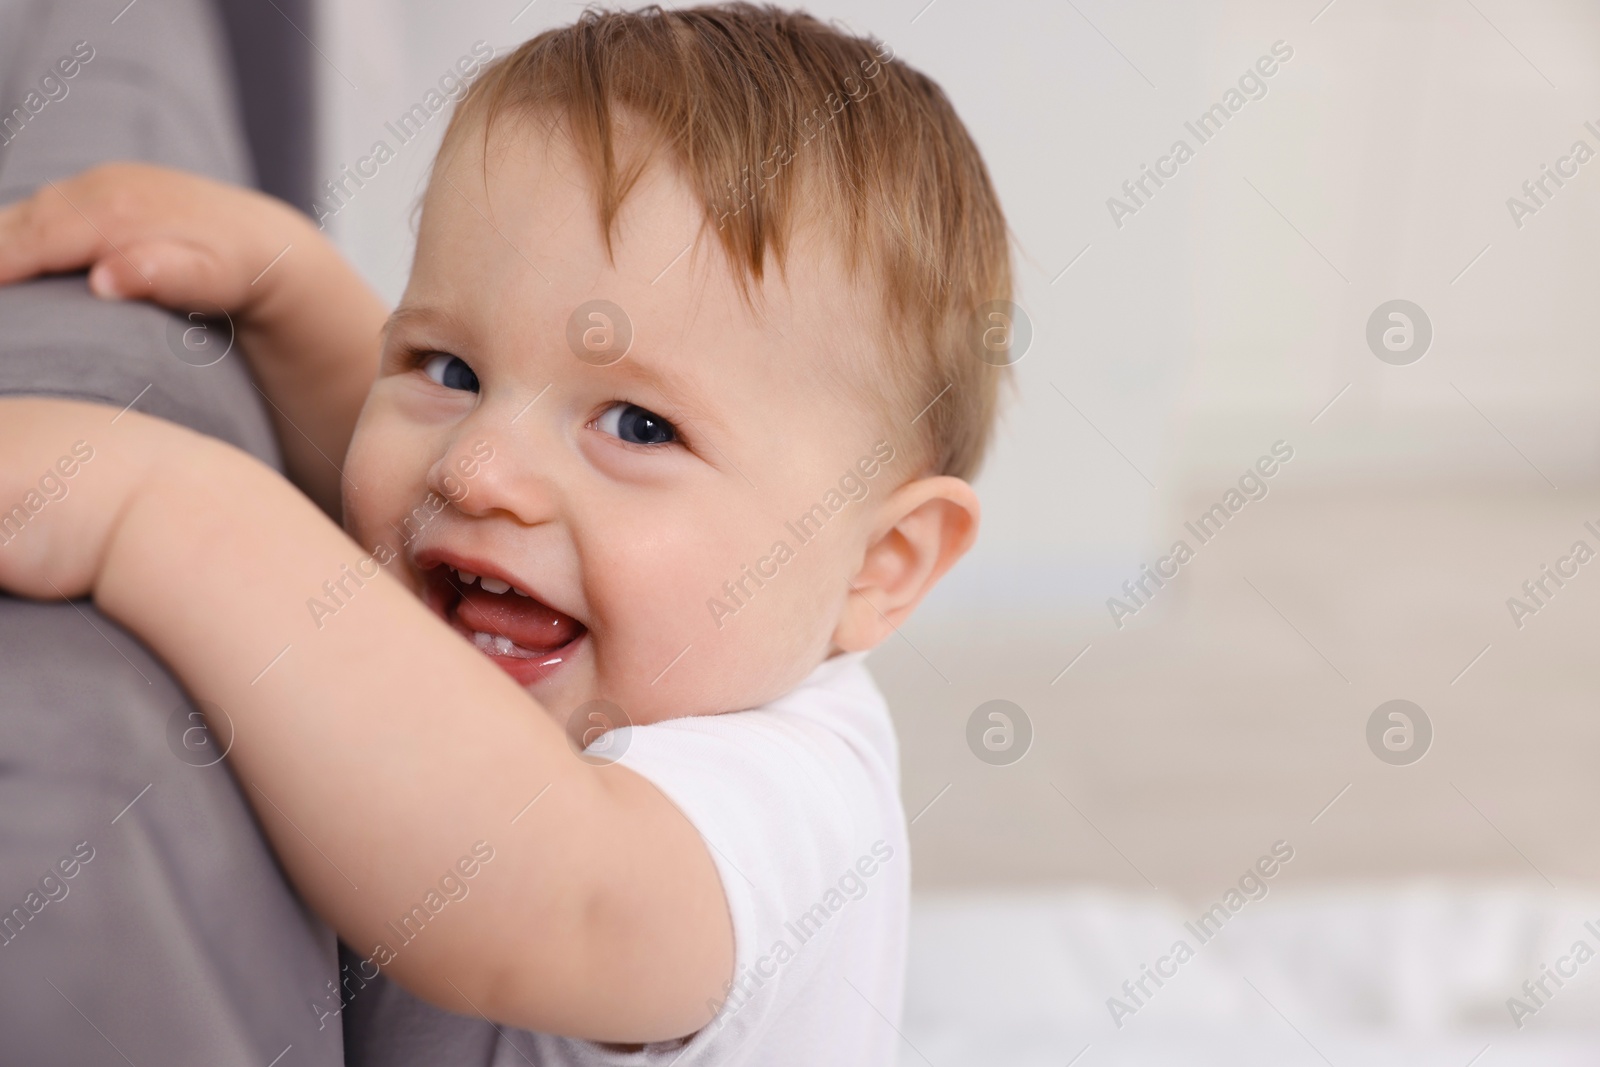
[383, 304, 471, 342]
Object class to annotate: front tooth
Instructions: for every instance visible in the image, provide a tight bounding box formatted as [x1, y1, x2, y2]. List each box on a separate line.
[473, 631, 494, 651]
[480, 577, 511, 594]
[512, 586, 530, 597]
[492, 635, 514, 655]
[457, 569, 479, 585]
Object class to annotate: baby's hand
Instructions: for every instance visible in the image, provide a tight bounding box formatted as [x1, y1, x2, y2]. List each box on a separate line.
[0, 164, 389, 519]
[0, 162, 312, 322]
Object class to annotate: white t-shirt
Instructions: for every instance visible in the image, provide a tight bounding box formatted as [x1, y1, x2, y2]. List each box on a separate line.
[494, 652, 909, 1066]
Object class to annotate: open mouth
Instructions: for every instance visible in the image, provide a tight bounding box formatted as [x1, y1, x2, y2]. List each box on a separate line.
[422, 563, 586, 686]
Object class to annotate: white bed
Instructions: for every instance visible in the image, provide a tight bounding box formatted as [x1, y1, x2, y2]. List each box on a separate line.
[902, 886, 1600, 1065]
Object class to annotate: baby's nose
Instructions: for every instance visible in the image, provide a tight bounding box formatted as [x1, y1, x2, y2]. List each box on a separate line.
[426, 429, 561, 527]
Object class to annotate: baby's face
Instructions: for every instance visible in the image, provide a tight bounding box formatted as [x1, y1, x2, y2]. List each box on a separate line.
[344, 118, 900, 726]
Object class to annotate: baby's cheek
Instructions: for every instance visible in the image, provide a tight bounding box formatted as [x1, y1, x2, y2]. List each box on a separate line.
[610, 538, 739, 654]
[339, 440, 385, 534]
[708, 542, 836, 649]
[341, 426, 427, 550]
[592, 536, 830, 719]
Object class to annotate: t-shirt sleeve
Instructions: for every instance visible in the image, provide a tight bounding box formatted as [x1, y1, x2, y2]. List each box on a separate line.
[508, 660, 907, 1067]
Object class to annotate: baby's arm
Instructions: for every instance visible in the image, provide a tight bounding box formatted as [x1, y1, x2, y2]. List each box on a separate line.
[0, 165, 387, 517]
[0, 398, 732, 1043]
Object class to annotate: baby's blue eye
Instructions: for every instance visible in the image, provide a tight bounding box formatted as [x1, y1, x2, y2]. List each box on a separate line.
[597, 403, 676, 446]
[422, 353, 479, 393]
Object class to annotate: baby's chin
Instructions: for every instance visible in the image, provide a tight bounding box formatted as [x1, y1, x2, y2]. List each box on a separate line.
[464, 634, 610, 742]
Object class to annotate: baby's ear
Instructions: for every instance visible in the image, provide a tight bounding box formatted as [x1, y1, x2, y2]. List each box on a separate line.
[833, 476, 979, 652]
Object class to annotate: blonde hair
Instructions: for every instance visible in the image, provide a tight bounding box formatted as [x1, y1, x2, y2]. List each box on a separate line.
[443, 3, 1013, 479]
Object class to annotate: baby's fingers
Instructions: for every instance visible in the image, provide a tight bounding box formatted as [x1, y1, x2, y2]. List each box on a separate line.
[85, 239, 230, 308]
[0, 181, 114, 286]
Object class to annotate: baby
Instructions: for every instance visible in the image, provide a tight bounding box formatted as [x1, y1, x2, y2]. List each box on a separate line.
[0, 4, 1011, 1063]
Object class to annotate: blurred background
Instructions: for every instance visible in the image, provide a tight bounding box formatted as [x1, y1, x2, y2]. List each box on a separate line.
[308, 0, 1600, 1062]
